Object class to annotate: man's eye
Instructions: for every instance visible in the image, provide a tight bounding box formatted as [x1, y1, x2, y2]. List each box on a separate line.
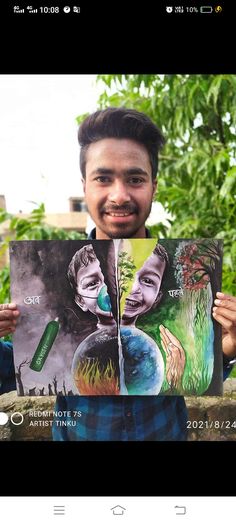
[95, 176, 111, 183]
[129, 177, 144, 185]
[129, 176, 145, 186]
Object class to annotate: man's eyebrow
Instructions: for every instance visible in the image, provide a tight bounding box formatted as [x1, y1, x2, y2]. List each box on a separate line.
[91, 168, 114, 176]
[125, 168, 149, 177]
[91, 167, 149, 177]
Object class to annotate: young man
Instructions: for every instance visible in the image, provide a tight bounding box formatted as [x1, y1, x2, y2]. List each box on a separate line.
[1, 107, 236, 440]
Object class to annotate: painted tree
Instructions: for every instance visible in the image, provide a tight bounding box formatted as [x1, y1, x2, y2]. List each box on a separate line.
[118, 251, 136, 299]
[53, 375, 58, 396]
[174, 240, 223, 299]
[63, 380, 67, 396]
[173, 240, 223, 394]
[48, 383, 54, 396]
[15, 358, 31, 396]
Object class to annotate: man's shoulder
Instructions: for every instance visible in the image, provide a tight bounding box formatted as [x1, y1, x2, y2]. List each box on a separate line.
[0, 339, 13, 352]
[0, 339, 14, 370]
[0, 339, 15, 390]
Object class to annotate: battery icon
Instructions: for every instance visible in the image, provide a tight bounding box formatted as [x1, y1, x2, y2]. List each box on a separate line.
[200, 6, 213, 13]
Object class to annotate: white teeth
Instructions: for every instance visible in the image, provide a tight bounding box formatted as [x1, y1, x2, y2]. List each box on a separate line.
[109, 213, 131, 217]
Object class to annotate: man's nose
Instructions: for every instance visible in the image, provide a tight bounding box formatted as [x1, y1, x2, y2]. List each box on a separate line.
[108, 180, 131, 206]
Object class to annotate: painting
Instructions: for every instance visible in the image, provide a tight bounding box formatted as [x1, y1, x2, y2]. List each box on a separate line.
[9, 238, 223, 396]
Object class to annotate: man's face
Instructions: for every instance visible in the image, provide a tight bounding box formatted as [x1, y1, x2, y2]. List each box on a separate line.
[122, 253, 166, 321]
[83, 138, 157, 239]
[75, 259, 112, 317]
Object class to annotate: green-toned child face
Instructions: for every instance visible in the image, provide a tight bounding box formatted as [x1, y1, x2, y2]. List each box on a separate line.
[122, 253, 166, 322]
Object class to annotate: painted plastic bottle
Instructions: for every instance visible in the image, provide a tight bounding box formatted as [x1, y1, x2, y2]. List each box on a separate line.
[30, 317, 60, 372]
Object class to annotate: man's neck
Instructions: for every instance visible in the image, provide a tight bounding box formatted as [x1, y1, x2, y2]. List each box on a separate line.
[88, 227, 151, 239]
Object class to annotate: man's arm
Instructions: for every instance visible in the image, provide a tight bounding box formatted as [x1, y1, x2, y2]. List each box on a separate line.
[213, 292, 236, 359]
[0, 303, 19, 394]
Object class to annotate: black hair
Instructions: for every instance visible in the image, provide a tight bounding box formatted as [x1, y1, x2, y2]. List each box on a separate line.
[78, 107, 165, 180]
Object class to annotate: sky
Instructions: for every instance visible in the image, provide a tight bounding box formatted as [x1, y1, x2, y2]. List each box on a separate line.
[0, 74, 169, 225]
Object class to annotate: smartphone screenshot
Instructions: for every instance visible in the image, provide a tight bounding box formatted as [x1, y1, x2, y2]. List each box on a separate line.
[0, 0, 235, 519]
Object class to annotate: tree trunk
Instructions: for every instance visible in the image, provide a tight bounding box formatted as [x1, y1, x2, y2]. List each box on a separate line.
[16, 372, 24, 396]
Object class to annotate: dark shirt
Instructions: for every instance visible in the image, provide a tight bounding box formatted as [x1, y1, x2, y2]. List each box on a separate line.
[0, 340, 16, 394]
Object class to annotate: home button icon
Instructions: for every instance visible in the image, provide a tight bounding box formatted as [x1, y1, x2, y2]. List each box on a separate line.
[110, 505, 126, 516]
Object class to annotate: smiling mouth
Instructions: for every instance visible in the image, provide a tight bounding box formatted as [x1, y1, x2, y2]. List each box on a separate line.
[125, 298, 142, 308]
[104, 212, 134, 217]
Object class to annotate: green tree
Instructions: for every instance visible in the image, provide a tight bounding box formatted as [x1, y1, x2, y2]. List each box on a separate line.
[0, 203, 86, 305]
[118, 251, 136, 298]
[82, 74, 236, 297]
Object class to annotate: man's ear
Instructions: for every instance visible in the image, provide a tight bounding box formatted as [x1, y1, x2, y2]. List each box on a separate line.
[82, 177, 86, 194]
[152, 179, 157, 200]
[74, 294, 88, 312]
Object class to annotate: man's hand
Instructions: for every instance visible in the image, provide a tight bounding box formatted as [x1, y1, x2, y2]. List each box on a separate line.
[213, 292, 236, 359]
[0, 303, 20, 338]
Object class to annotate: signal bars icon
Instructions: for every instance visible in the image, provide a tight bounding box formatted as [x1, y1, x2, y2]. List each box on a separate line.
[27, 6, 38, 13]
[13, 6, 25, 13]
